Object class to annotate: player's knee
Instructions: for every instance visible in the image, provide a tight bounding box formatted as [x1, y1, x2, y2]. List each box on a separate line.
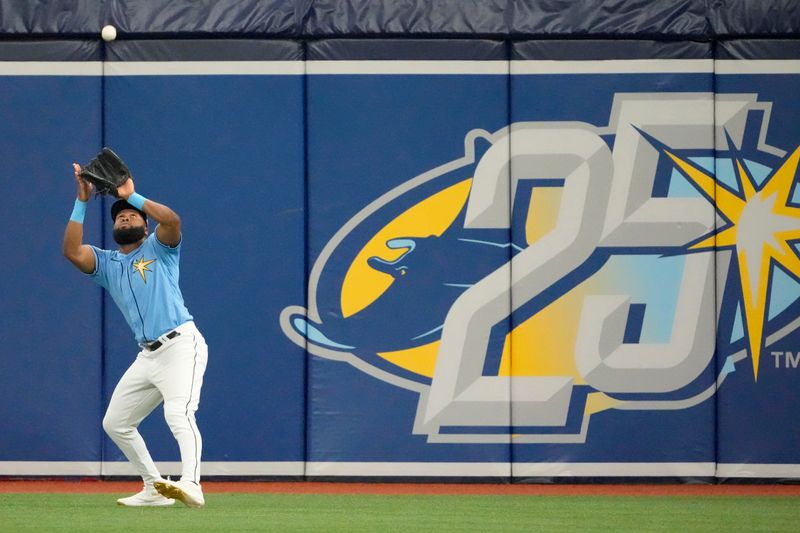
[163, 403, 195, 431]
[102, 413, 120, 437]
[102, 411, 130, 438]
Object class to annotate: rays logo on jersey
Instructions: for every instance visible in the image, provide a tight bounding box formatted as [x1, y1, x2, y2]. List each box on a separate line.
[132, 257, 156, 283]
[280, 93, 800, 443]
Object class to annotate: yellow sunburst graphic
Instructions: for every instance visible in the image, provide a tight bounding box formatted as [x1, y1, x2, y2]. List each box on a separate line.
[660, 136, 800, 380]
[132, 257, 156, 283]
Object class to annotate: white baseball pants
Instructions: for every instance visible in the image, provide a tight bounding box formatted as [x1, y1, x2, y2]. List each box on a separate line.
[103, 321, 208, 487]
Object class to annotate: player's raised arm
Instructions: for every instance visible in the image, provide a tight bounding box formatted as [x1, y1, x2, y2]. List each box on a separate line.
[117, 179, 181, 247]
[62, 163, 97, 274]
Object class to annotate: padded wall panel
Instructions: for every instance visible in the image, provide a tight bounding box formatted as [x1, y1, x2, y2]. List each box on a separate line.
[303, 39, 512, 474]
[510, 40, 717, 478]
[304, 0, 507, 36]
[0, 43, 103, 466]
[1, 0, 799, 39]
[304, 0, 710, 38]
[710, 1, 800, 37]
[107, 0, 300, 36]
[0, 1, 99, 34]
[715, 40, 800, 477]
[508, 0, 710, 37]
[101, 40, 306, 471]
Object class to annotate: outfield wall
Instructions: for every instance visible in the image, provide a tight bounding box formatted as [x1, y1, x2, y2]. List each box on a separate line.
[1, 2, 799, 480]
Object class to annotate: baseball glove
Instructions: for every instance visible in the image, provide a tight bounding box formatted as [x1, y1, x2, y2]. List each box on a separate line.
[80, 147, 131, 197]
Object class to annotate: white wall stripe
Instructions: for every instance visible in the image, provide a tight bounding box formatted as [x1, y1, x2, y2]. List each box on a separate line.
[306, 60, 508, 75]
[104, 61, 305, 76]
[305, 462, 717, 477]
[512, 462, 716, 477]
[100, 461, 305, 476]
[716, 464, 800, 477]
[716, 60, 800, 74]
[10, 59, 790, 77]
[511, 59, 714, 74]
[0, 62, 102, 76]
[0, 462, 102, 476]
[0, 461, 303, 476]
[3, 462, 800, 478]
[305, 462, 510, 477]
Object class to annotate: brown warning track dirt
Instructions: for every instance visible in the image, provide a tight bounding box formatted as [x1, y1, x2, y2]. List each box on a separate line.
[1, 480, 799, 496]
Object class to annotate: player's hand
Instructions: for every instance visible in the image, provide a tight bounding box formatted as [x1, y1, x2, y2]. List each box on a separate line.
[73, 163, 92, 202]
[117, 177, 135, 200]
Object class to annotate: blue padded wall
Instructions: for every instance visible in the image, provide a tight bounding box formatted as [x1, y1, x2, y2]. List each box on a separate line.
[0, 42, 103, 468]
[508, 40, 717, 478]
[302, 39, 513, 476]
[714, 39, 800, 478]
[100, 40, 306, 473]
[0, 4, 799, 480]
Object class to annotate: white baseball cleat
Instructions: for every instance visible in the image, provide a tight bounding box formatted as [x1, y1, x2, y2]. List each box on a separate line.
[116, 486, 175, 507]
[153, 479, 205, 508]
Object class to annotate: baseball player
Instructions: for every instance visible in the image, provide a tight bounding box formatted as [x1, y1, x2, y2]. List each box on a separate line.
[63, 162, 207, 508]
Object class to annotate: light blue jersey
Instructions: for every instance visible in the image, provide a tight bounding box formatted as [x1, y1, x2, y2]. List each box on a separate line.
[89, 232, 193, 345]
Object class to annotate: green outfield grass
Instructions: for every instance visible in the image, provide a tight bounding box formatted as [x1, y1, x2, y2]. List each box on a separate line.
[0, 493, 797, 532]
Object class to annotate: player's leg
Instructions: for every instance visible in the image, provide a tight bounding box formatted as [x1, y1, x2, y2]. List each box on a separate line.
[103, 355, 167, 495]
[152, 323, 208, 507]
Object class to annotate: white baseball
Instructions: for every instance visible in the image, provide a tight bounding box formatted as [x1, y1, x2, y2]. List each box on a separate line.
[101, 25, 117, 42]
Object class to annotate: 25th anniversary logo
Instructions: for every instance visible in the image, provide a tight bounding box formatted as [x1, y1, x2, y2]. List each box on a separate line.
[281, 93, 800, 444]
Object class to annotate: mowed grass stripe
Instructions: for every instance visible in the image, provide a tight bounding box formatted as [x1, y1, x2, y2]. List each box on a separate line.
[0, 493, 798, 532]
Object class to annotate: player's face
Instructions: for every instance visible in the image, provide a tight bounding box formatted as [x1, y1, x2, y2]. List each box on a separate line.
[114, 209, 146, 230]
[113, 209, 147, 245]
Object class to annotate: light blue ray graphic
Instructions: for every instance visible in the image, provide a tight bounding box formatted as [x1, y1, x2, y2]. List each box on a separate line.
[713, 158, 737, 191]
[667, 157, 716, 198]
[369, 238, 417, 268]
[292, 317, 355, 350]
[694, 157, 715, 174]
[768, 267, 800, 320]
[633, 256, 684, 343]
[721, 356, 737, 376]
[668, 168, 700, 197]
[387, 238, 416, 251]
[595, 255, 685, 343]
[730, 304, 744, 343]
[412, 325, 444, 341]
[458, 238, 524, 252]
[744, 159, 772, 187]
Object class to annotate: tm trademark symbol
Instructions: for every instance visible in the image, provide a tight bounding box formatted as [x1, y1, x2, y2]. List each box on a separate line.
[772, 351, 800, 369]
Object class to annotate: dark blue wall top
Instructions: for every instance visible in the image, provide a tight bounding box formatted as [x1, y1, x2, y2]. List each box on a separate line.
[718, 39, 800, 59]
[0, 0, 798, 39]
[0, 40, 101, 61]
[106, 39, 303, 61]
